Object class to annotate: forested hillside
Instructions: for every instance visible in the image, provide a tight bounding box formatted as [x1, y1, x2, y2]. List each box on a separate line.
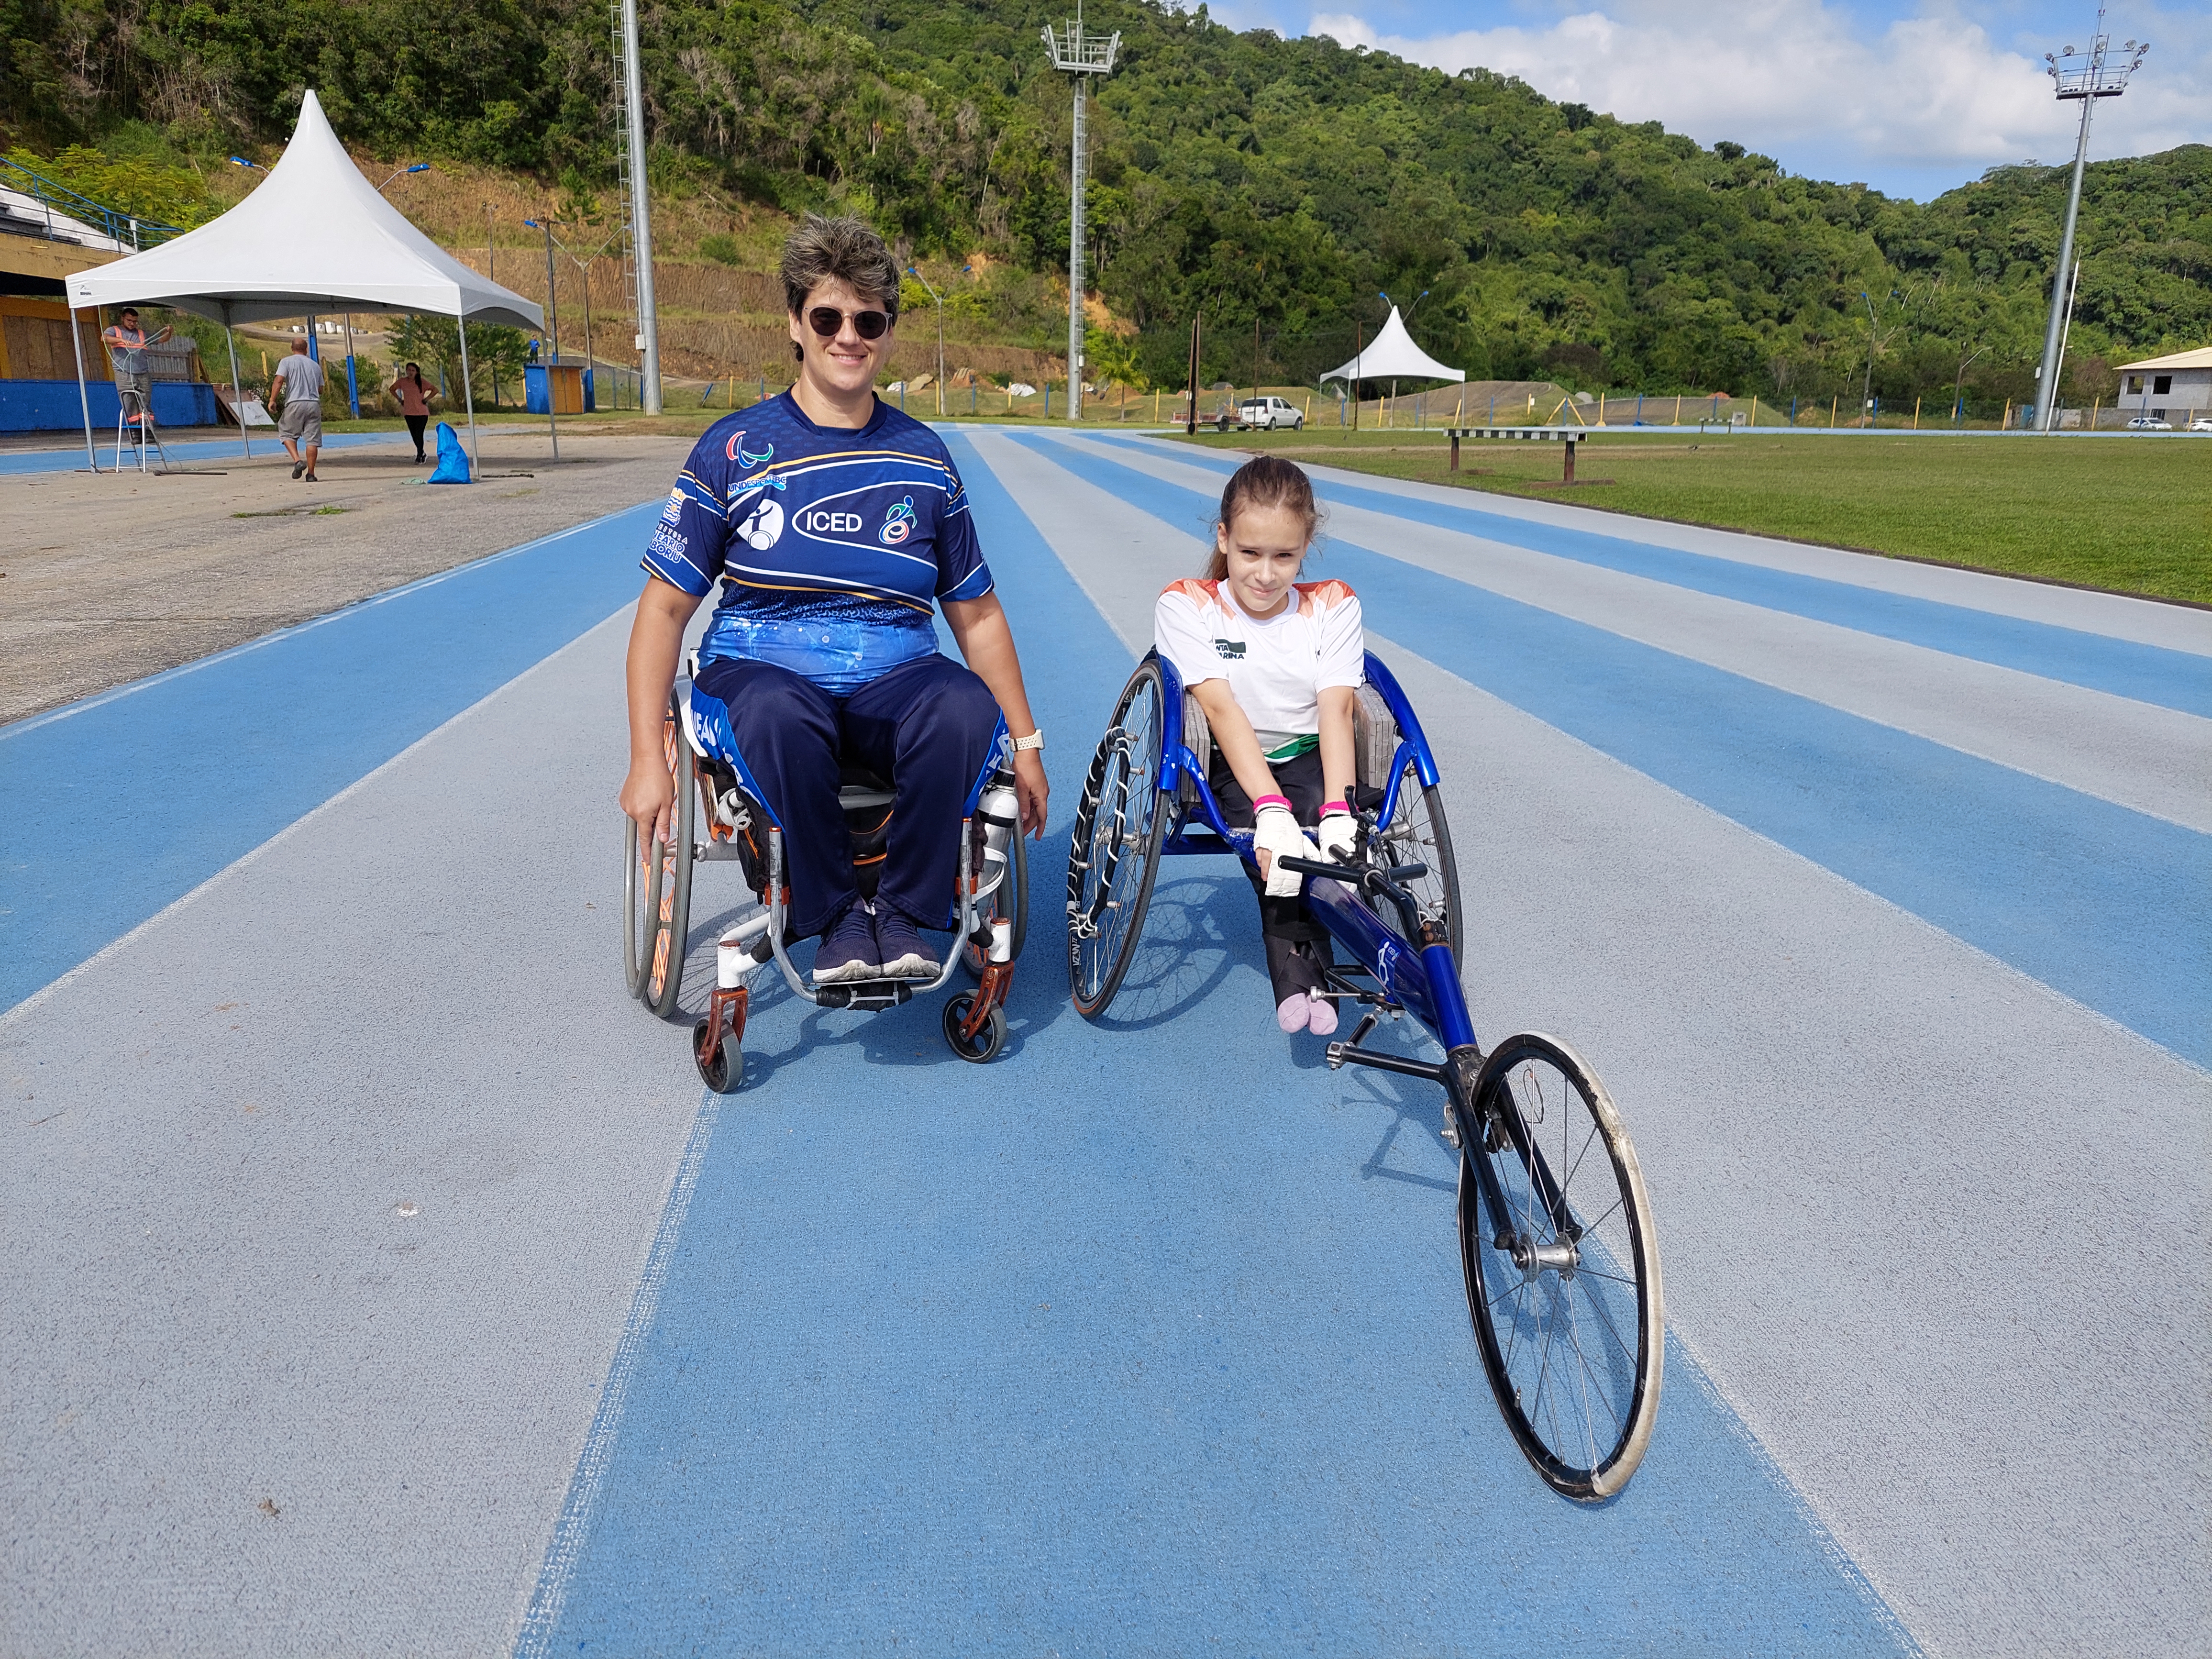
[7, 0, 2207, 409]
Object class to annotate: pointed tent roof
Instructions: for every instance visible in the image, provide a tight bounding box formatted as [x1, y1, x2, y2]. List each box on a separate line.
[1319, 306, 1462, 385]
[64, 90, 542, 330]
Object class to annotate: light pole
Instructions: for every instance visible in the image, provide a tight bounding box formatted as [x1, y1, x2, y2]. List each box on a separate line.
[618, 0, 663, 413]
[2034, 10, 2147, 431]
[1042, 4, 1119, 423]
[906, 266, 948, 417]
[524, 216, 563, 459]
[374, 161, 430, 192]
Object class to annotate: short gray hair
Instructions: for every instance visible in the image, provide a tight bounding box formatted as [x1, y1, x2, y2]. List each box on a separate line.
[779, 214, 901, 319]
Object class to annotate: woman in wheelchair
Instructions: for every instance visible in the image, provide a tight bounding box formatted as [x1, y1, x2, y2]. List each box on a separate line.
[619, 214, 1048, 983]
[1153, 456, 1362, 1035]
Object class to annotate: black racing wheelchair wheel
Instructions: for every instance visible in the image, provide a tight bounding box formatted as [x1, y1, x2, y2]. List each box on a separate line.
[961, 823, 1029, 979]
[1066, 656, 1171, 1018]
[626, 696, 696, 1019]
[1457, 1033, 1663, 1501]
[1370, 762, 1464, 962]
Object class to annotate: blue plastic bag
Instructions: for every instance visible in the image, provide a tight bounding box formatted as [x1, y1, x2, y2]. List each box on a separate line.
[426, 420, 470, 484]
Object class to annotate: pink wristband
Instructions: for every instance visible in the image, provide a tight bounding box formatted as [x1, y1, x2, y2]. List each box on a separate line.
[1321, 801, 1350, 816]
[1252, 794, 1292, 813]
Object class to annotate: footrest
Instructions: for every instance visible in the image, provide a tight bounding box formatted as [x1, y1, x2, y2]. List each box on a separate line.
[815, 979, 916, 1011]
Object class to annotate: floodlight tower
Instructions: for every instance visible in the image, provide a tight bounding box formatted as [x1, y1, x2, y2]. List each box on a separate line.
[1043, 4, 1120, 422]
[2032, 8, 2147, 431]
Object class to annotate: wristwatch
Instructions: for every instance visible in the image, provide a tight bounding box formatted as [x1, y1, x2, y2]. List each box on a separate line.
[1010, 730, 1045, 753]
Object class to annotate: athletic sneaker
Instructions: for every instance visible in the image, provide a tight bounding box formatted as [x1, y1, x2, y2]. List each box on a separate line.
[812, 902, 881, 983]
[291, 460, 306, 479]
[872, 908, 940, 979]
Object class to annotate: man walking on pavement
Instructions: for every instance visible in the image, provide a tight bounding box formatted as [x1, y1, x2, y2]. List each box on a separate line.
[271, 337, 325, 481]
[101, 307, 171, 441]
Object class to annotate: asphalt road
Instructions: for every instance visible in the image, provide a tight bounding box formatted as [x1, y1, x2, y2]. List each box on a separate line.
[4, 428, 2204, 1659]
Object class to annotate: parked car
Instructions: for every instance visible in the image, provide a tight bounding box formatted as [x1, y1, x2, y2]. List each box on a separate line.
[2125, 415, 2172, 431]
[2190, 417, 2212, 432]
[1237, 395, 1305, 431]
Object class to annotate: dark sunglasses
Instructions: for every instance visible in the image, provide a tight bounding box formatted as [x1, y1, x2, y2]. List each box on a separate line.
[805, 306, 892, 341]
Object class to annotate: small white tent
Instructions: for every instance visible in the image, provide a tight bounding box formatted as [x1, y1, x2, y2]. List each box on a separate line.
[63, 88, 542, 471]
[1319, 306, 1463, 387]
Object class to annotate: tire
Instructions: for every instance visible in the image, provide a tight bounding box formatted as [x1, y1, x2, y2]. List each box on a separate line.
[640, 700, 696, 1018]
[941, 992, 1007, 1062]
[623, 813, 661, 1000]
[1457, 1033, 1663, 1501]
[693, 1018, 744, 1092]
[1369, 764, 1464, 961]
[1066, 656, 1171, 1018]
[962, 824, 1029, 979]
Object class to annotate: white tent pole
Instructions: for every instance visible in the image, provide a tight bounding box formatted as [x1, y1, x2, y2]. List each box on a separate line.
[458, 318, 479, 477]
[223, 312, 251, 459]
[68, 299, 99, 472]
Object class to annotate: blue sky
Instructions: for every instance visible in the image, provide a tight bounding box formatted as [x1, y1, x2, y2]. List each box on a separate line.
[1196, 0, 2206, 199]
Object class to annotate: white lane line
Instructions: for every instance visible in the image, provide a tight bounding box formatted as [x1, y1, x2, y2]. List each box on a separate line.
[1058, 434, 2212, 832]
[510, 1083, 727, 1659]
[0, 605, 636, 1035]
[0, 503, 659, 742]
[1099, 433, 2212, 655]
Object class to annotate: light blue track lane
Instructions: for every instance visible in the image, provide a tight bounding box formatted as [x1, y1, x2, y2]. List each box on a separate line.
[517, 431, 1914, 1656]
[1027, 433, 2211, 1067]
[0, 502, 659, 1012]
[0, 430, 400, 475]
[1094, 435, 2212, 719]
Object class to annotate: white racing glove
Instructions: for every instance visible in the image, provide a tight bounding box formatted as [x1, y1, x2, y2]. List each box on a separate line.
[1252, 799, 1321, 897]
[1317, 802, 1359, 863]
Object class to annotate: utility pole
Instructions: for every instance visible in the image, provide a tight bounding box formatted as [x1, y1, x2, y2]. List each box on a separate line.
[1043, 4, 1119, 424]
[2035, 8, 2147, 431]
[907, 265, 946, 417]
[1184, 310, 1200, 436]
[618, 0, 663, 412]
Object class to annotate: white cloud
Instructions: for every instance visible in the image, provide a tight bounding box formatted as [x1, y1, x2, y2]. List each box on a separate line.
[1305, 0, 2208, 192]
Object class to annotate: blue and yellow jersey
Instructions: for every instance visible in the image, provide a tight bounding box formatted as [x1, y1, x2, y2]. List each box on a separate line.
[642, 392, 994, 695]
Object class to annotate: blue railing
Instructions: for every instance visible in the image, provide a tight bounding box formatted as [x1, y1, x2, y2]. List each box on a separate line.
[0, 155, 185, 250]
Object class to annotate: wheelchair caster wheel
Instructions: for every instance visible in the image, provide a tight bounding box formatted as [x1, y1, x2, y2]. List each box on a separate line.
[941, 993, 1006, 1063]
[693, 1018, 744, 1093]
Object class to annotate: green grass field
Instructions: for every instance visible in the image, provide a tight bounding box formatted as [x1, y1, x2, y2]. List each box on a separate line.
[1172, 428, 2212, 606]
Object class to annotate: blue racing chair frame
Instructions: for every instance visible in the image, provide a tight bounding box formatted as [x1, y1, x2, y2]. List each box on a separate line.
[1065, 647, 1665, 1502]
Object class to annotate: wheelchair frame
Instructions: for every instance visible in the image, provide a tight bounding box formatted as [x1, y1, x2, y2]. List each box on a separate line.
[1066, 649, 1665, 1501]
[625, 657, 1027, 1091]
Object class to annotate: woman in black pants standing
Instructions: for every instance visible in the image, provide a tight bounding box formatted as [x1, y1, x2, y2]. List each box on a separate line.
[394, 360, 431, 463]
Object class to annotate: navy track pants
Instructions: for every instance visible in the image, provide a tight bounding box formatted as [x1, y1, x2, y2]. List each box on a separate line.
[693, 653, 1001, 938]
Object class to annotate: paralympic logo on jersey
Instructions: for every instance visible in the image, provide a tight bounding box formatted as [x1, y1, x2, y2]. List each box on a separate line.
[726, 431, 774, 470]
[879, 497, 918, 545]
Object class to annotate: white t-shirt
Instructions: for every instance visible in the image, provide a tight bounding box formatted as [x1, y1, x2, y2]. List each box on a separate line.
[273, 353, 325, 403]
[1153, 576, 1363, 757]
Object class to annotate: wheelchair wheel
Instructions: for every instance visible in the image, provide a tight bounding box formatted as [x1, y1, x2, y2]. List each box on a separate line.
[941, 992, 1006, 1062]
[961, 826, 1029, 978]
[637, 700, 696, 1018]
[622, 814, 661, 1000]
[693, 1018, 744, 1093]
[1457, 1033, 1663, 1502]
[1370, 763, 1463, 961]
[1067, 657, 1170, 1018]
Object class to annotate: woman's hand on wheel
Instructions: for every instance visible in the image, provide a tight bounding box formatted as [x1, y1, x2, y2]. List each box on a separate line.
[1012, 749, 1050, 838]
[619, 759, 676, 848]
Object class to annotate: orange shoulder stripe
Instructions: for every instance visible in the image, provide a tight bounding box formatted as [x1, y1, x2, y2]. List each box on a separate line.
[1294, 578, 1355, 616]
[1161, 577, 1219, 606]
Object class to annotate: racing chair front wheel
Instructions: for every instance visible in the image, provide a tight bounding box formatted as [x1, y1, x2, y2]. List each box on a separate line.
[622, 697, 696, 1018]
[1458, 1033, 1663, 1501]
[1067, 656, 1170, 1018]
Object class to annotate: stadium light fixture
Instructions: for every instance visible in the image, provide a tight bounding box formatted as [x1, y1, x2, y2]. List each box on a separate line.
[375, 162, 431, 192]
[228, 156, 262, 170]
[2033, 6, 2148, 431]
[1043, 2, 1120, 423]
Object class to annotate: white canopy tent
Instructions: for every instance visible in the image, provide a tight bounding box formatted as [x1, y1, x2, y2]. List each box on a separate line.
[62, 88, 543, 473]
[1319, 306, 1463, 388]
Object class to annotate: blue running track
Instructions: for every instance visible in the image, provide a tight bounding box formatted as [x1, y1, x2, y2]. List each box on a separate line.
[4, 427, 2204, 1659]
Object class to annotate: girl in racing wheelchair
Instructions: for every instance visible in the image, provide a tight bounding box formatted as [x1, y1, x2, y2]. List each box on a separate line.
[1153, 456, 1362, 1036]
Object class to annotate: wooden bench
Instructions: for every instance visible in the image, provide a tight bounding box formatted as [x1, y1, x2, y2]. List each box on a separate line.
[1446, 426, 1581, 483]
